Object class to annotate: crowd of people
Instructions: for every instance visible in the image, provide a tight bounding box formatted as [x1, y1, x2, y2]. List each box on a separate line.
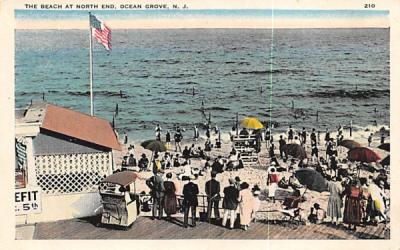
[145, 169, 261, 230]
[118, 123, 389, 232]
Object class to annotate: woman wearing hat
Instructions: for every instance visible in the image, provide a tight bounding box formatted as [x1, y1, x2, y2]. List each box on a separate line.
[326, 176, 343, 226]
[163, 173, 177, 221]
[239, 182, 254, 230]
[267, 167, 279, 203]
[343, 179, 363, 230]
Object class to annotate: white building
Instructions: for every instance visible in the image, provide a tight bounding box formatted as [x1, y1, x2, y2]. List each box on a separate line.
[15, 102, 121, 224]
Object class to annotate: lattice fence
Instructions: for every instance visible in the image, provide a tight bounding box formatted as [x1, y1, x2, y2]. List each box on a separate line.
[35, 152, 110, 194]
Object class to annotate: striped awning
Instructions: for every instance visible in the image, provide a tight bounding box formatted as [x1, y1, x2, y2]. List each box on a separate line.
[15, 138, 27, 170]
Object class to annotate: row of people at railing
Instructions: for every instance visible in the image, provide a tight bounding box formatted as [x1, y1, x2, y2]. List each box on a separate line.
[145, 171, 262, 230]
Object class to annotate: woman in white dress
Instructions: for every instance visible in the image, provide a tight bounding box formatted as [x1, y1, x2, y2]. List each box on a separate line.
[239, 182, 254, 231]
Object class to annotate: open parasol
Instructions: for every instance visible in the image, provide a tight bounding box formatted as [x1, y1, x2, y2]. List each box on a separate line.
[294, 168, 327, 192]
[241, 117, 264, 130]
[141, 140, 167, 152]
[283, 143, 307, 160]
[380, 155, 390, 166]
[338, 139, 361, 150]
[348, 147, 381, 163]
[378, 143, 390, 152]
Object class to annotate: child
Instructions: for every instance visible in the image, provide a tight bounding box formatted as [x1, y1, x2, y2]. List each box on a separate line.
[308, 203, 326, 224]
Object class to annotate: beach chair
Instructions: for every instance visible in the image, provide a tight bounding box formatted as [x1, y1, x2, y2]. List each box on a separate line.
[98, 172, 139, 229]
[100, 192, 138, 229]
[278, 196, 303, 227]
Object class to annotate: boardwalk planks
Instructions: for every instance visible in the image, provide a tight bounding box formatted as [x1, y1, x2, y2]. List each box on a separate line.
[32, 216, 388, 240]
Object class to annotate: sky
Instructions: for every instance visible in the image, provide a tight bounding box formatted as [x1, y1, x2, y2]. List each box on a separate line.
[15, 9, 390, 29]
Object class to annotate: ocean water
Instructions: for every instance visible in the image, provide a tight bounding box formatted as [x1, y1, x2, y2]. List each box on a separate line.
[15, 28, 390, 141]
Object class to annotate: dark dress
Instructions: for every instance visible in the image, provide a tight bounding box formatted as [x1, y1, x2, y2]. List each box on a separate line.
[223, 186, 239, 210]
[164, 181, 177, 215]
[343, 185, 363, 225]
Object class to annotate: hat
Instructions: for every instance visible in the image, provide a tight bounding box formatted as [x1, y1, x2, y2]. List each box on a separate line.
[252, 185, 261, 192]
[235, 176, 241, 182]
[240, 182, 249, 189]
[141, 153, 146, 157]
[253, 190, 261, 195]
[270, 162, 276, 166]
[229, 178, 235, 184]
[189, 175, 196, 180]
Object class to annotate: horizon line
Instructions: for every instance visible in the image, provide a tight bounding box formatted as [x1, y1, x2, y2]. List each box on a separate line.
[15, 26, 390, 30]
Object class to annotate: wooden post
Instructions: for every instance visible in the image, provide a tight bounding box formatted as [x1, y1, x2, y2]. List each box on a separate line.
[236, 112, 239, 136]
[350, 120, 353, 138]
[89, 12, 94, 116]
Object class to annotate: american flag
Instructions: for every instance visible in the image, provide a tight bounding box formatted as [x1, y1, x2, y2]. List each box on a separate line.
[90, 14, 111, 51]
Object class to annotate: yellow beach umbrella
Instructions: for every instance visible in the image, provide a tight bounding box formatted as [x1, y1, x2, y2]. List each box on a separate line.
[241, 117, 264, 129]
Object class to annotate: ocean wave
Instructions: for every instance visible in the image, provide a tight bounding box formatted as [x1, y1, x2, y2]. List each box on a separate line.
[205, 106, 230, 111]
[177, 81, 197, 85]
[165, 90, 185, 95]
[134, 74, 150, 78]
[67, 90, 128, 97]
[154, 59, 180, 64]
[309, 89, 389, 99]
[353, 69, 385, 74]
[153, 73, 194, 79]
[234, 69, 306, 75]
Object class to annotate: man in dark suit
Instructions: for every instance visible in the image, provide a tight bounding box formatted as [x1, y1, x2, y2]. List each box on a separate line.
[182, 175, 199, 228]
[222, 178, 239, 229]
[146, 170, 165, 220]
[205, 172, 221, 221]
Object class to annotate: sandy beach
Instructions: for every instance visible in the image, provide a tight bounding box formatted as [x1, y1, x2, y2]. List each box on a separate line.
[115, 124, 390, 223]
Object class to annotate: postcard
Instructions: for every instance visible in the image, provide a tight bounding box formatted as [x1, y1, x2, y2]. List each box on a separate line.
[1, 0, 399, 249]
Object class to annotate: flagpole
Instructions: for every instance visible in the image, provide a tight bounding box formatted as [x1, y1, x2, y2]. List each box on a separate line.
[89, 12, 94, 116]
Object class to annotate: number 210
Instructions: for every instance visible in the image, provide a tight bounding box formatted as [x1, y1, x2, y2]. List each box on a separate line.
[364, 4, 375, 8]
